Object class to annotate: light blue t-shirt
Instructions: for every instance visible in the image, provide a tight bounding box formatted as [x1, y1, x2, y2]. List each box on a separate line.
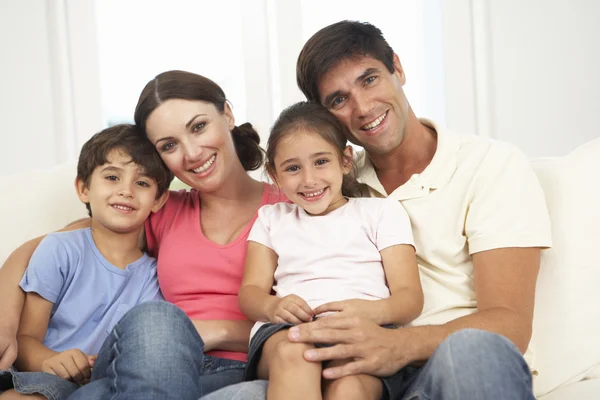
[20, 228, 163, 355]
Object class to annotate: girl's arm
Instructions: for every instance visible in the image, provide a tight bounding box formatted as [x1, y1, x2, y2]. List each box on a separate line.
[314, 244, 423, 326]
[238, 241, 313, 324]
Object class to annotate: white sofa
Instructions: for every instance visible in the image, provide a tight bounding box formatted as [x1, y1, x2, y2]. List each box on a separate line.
[1, 138, 599, 399]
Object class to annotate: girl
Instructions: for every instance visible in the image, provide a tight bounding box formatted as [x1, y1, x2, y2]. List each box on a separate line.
[238, 102, 424, 400]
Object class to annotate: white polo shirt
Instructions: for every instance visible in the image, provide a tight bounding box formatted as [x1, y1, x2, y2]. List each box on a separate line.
[355, 119, 552, 364]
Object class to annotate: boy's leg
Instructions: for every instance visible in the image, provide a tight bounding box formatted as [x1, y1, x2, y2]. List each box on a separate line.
[68, 301, 206, 400]
[0, 389, 46, 399]
[322, 359, 382, 400]
[258, 330, 322, 400]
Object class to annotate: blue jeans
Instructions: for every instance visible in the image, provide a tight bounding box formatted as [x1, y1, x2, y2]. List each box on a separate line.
[67, 301, 245, 400]
[203, 328, 535, 400]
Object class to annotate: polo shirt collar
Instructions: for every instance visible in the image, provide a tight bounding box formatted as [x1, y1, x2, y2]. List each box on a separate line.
[356, 119, 459, 199]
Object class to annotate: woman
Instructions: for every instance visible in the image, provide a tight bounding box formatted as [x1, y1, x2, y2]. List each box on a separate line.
[0, 70, 286, 400]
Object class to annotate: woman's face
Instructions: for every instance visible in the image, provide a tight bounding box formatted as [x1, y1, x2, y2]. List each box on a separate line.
[145, 98, 237, 192]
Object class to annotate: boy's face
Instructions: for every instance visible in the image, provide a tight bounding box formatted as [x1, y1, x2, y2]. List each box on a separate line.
[76, 148, 167, 234]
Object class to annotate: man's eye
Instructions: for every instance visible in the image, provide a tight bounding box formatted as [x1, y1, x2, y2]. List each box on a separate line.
[365, 75, 377, 85]
[332, 96, 346, 108]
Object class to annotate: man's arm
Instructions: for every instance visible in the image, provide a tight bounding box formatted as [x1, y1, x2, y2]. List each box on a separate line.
[288, 246, 540, 378]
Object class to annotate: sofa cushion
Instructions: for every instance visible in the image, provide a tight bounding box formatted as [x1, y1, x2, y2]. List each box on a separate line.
[530, 138, 600, 397]
[0, 163, 89, 265]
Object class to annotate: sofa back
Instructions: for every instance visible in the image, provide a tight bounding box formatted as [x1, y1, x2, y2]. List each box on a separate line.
[0, 163, 88, 265]
[530, 138, 600, 396]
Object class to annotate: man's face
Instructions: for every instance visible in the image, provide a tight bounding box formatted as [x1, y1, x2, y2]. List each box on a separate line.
[318, 55, 409, 156]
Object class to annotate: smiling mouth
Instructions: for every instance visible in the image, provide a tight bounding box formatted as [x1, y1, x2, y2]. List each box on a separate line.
[360, 111, 388, 131]
[300, 188, 326, 199]
[112, 204, 134, 212]
[191, 154, 216, 173]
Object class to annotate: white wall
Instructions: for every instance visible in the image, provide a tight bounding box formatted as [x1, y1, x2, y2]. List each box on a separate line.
[443, 0, 600, 158]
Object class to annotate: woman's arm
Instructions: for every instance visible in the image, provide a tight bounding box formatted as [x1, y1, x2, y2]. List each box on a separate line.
[0, 218, 91, 369]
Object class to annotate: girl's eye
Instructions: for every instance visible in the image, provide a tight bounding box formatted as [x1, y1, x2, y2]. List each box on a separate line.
[192, 122, 206, 132]
[105, 175, 118, 181]
[285, 165, 300, 173]
[161, 142, 175, 152]
[315, 159, 329, 166]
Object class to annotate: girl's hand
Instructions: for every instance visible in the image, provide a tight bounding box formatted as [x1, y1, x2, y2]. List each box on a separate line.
[41, 349, 93, 383]
[314, 299, 379, 322]
[268, 294, 314, 324]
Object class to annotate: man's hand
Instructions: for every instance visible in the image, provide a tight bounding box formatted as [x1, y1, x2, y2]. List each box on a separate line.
[314, 299, 379, 321]
[0, 329, 18, 369]
[268, 294, 314, 325]
[41, 349, 93, 383]
[288, 315, 417, 379]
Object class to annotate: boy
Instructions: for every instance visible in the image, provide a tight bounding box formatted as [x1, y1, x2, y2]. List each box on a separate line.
[0, 124, 172, 400]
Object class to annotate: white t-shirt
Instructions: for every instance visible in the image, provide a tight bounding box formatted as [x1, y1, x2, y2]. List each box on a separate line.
[355, 119, 552, 365]
[247, 197, 414, 339]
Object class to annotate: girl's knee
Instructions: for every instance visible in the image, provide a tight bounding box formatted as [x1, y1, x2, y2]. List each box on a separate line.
[323, 375, 382, 400]
[271, 338, 313, 365]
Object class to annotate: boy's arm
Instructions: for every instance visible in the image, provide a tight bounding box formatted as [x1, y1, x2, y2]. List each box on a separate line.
[0, 218, 91, 369]
[314, 244, 424, 325]
[14, 292, 57, 371]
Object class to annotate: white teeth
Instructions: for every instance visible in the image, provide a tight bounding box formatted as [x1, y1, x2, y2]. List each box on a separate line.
[192, 155, 216, 173]
[113, 204, 133, 211]
[302, 189, 325, 198]
[362, 111, 387, 130]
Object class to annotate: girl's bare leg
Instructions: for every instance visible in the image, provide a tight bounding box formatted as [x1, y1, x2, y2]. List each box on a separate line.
[322, 359, 382, 400]
[257, 330, 322, 400]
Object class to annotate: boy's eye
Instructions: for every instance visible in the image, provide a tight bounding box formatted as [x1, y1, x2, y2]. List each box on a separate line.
[285, 165, 300, 172]
[136, 180, 151, 187]
[315, 159, 329, 166]
[105, 175, 118, 181]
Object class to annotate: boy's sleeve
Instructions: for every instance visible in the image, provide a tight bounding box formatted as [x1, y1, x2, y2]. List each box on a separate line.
[247, 205, 275, 250]
[375, 199, 416, 251]
[20, 235, 69, 304]
[137, 260, 164, 302]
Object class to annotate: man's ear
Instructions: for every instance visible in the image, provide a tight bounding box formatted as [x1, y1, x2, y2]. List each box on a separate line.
[342, 146, 354, 175]
[75, 177, 90, 204]
[392, 53, 406, 86]
[152, 191, 170, 213]
[224, 101, 236, 131]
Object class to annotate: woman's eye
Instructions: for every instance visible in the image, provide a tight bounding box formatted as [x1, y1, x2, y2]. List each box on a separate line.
[105, 175, 118, 181]
[192, 122, 206, 132]
[161, 142, 175, 152]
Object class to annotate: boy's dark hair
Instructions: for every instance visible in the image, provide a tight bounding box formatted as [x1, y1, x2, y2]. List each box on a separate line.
[266, 102, 359, 197]
[296, 20, 395, 103]
[77, 124, 174, 216]
[134, 70, 264, 171]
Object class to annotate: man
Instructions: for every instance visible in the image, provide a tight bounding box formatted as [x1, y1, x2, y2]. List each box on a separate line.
[206, 20, 551, 400]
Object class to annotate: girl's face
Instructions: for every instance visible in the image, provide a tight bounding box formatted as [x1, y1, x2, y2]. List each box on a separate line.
[145, 99, 237, 193]
[271, 129, 352, 216]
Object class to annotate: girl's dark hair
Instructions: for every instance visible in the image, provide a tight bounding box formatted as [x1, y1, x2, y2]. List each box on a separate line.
[266, 102, 360, 197]
[134, 70, 263, 171]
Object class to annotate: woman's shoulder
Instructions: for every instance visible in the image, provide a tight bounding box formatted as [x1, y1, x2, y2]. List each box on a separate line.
[150, 189, 198, 221]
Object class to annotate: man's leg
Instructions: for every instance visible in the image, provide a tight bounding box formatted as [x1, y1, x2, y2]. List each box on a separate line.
[392, 328, 535, 400]
[68, 301, 205, 400]
[201, 380, 268, 400]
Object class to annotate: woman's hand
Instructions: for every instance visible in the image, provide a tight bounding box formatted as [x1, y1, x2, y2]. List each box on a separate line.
[268, 294, 314, 325]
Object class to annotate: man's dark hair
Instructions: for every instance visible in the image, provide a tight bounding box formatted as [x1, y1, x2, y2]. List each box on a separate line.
[77, 124, 174, 215]
[297, 20, 395, 103]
